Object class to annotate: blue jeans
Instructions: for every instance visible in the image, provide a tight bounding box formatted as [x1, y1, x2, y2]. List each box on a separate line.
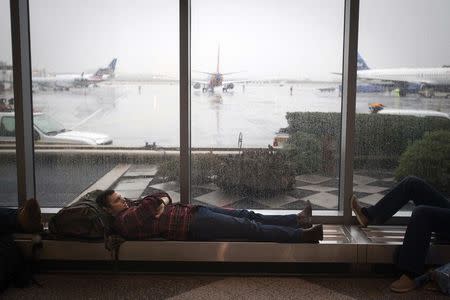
[0, 207, 20, 234]
[365, 176, 450, 276]
[189, 206, 303, 242]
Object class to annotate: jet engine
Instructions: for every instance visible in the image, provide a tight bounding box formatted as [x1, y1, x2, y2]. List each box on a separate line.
[193, 82, 201, 89]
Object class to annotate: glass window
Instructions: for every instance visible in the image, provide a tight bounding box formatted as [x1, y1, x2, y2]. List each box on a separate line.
[0, 0, 17, 207]
[355, 0, 450, 212]
[191, 0, 344, 210]
[29, 0, 180, 207]
[0, 116, 15, 136]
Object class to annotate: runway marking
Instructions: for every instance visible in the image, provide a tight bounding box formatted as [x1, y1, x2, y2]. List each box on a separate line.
[70, 108, 104, 130]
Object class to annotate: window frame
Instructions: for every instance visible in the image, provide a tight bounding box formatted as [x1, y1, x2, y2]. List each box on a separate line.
[9, 0, 411, 224]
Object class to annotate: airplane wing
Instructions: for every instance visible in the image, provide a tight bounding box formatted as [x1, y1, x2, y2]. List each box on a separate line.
[221, 72, 243, 76]
[192, 70, 216, 76]
[192, 80, 210, 84]
[332, 72, 409, 86]
[222, 79, 247, 85]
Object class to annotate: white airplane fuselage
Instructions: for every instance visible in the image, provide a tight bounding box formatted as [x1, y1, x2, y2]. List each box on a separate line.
[358, 68, 450, 86]
[208, 73, 223, 89]
[32, 58, 117, 90]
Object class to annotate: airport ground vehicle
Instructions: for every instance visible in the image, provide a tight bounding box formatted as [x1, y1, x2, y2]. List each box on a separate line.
[272, 132, 290, 148]
[0, 111, 112, 145]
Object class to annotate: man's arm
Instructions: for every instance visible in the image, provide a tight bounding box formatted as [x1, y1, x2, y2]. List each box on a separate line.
[133, 195, 164, 220]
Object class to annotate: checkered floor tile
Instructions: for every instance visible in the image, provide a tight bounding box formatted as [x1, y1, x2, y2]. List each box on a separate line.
[295, 174, 331, 185]
[111, 165, 400, 211]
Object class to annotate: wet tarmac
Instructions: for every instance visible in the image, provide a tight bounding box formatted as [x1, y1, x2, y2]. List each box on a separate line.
[32, 83, 450, 148]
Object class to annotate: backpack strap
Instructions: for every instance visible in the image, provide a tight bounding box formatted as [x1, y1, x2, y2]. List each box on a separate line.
[29, 234, 43, 287]
[104, 233, 125, 272]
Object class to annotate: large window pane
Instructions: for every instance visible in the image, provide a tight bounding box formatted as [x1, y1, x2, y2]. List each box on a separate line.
[0, 0, 17, 207]
[191, 0, 344, 210]
[30, 0, 179, 207]
[355, 0, 450, 212]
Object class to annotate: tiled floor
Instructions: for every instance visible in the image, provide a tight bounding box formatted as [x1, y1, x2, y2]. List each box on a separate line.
[111, 164, 399, 211]
[2, 273, 448, 299]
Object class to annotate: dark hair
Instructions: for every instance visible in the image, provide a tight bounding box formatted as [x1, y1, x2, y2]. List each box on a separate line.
[96, 190, 115, 208]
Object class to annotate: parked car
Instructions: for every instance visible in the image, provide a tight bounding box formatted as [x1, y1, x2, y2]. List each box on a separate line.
[0, 112, 112, 145]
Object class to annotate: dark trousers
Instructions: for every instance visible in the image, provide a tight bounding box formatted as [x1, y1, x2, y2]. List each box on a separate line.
[366, 176, 450, 276]
[0, 208, 20, 234]
[189, 206, 302, 242]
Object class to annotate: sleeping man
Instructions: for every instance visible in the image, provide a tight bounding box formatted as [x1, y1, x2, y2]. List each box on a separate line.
[95, 190, 323, 243]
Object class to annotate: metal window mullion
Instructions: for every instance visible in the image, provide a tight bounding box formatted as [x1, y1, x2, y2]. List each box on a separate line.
[339, 0, 359, 224]
[10, 0, 36, 206]
[179, 0, 191, 204]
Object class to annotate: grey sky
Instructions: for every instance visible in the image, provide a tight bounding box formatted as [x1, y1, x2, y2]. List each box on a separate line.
[1, 0, 449, 80]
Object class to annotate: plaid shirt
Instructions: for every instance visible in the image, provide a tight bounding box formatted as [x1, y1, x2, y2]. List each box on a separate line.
[113, 192, 198, 240]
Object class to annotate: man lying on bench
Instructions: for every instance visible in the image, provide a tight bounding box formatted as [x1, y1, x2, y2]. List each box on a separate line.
[95, 190, 323, 243]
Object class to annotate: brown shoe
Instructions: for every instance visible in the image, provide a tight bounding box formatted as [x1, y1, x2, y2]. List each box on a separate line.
[300, 224, 323, 243]
[351, 195, 369, 227]
[390, 274, 416, 293]
[298, 200, 312, 228]
[17, 198, 42, 233]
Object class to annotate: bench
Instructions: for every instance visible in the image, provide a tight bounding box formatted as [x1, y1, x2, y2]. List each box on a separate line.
[14, 225, 450, 265]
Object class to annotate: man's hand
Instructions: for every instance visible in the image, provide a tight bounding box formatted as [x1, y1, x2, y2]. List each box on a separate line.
[155, 203, 165, 218]
[161, 196, 170, 206]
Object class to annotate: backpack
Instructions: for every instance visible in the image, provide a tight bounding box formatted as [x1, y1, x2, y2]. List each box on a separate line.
[48, 190, 114, 239]
[432, 263, 450, 295]
[415, 263, 450, 295]
[0, 234, 34, 292]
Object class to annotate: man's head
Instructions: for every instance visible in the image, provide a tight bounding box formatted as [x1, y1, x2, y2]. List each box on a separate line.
[96, 190, 129, 216]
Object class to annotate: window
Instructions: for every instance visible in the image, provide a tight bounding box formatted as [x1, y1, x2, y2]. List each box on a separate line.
[8, 0, 446, 226]
[191, 0, 345, 210]
[0, 0, 17, 207]
[355, 0, 450, 211]
[29, 0, 180, 207]
[0, 116, 15, 136]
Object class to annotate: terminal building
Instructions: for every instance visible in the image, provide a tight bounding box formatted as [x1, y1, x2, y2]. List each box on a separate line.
[1, 0, 449, 298]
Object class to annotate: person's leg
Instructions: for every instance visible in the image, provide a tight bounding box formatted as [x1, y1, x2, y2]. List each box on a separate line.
[0, 199, 42, 234]
[189, 207, 322, 243]
[203, 206, 298, 227]
[391, 205, 450, 292]
[365, 176, 450, 224]
[0, 208, 21, 234]
[397, 205, 450, 277]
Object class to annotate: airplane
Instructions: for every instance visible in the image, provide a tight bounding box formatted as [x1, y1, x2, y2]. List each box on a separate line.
[33, 58, 117, 91]
[355, 54, 450, 97]
[192, 46, 243, 93]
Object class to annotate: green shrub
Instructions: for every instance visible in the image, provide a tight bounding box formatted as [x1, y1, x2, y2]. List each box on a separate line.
[215, 148, 295, 196]
[156, 153, 221, 185]
[156, 157, 179, 182]
[282, 132, 323, 175]
[191, 153, 221, 185]
[395, 130, 450, 193]
[284, 111, 450, 168]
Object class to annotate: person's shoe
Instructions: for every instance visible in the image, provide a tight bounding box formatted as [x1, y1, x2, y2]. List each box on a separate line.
[351, 195, 369, 227]
[423, 281, 439, 292]
[17, 198, 42, 233]
[300, 224, 323, 243]
[298, 200, 312, 228]
[390, 274, 416, 293]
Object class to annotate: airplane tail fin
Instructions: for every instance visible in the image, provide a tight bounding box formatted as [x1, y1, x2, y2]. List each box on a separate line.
[108, 58, 117, 72]
[217, 45, 220, 73]
[94, 58, 117, 77]
[357, 53, 370, 70]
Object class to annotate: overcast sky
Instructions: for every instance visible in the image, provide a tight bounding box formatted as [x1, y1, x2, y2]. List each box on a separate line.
[1, 0, 449, 80]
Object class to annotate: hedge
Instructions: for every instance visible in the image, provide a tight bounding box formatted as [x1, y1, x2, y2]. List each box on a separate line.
[395, 130, 450, 193]
[285, 112, 450, 169]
